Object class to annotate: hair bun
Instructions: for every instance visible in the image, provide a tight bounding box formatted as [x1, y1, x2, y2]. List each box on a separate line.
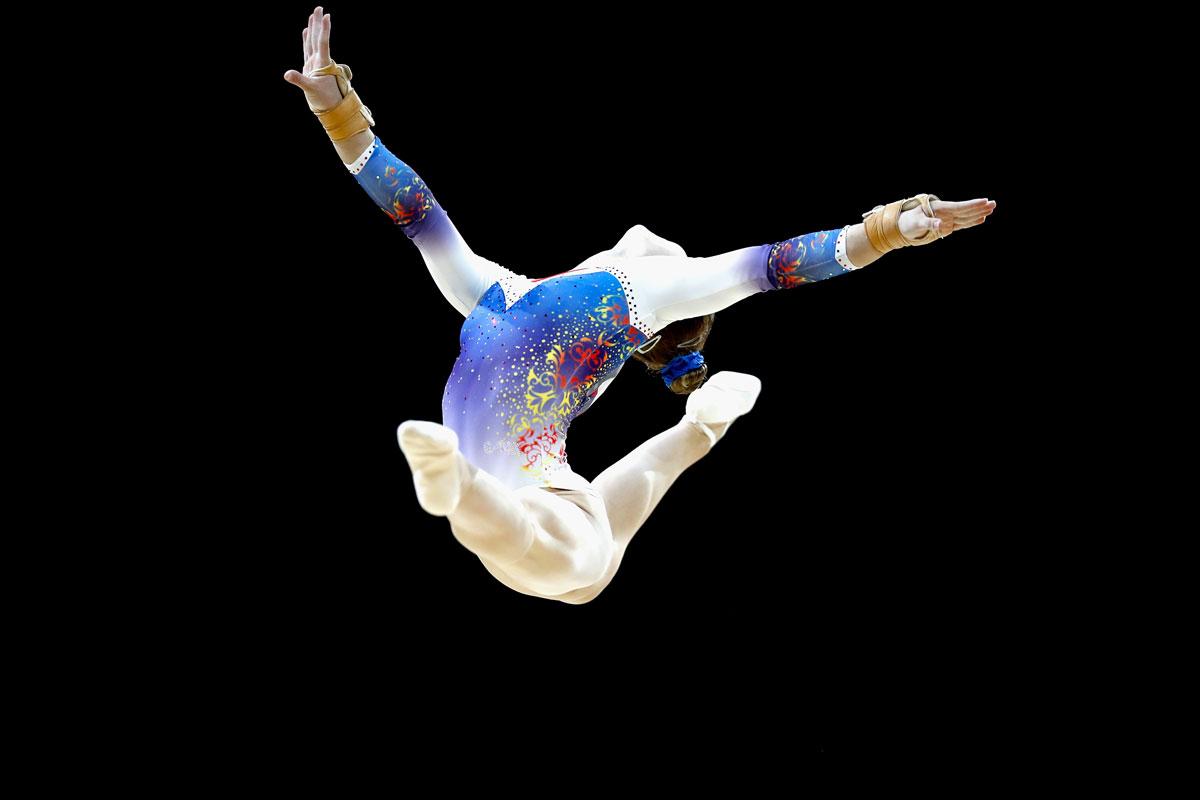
[660, 351, 705, 387]
[669, 361, 708, 395]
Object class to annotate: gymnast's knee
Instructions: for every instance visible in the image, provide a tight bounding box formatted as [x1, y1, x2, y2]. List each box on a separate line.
[570, 536, 614, 588]
[540, 545, 613, 597]
[519, 530, 613, 598]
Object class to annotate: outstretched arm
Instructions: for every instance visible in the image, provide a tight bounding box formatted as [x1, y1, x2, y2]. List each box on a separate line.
[283, 7, 502, 317]
[623, 198, 997, 333]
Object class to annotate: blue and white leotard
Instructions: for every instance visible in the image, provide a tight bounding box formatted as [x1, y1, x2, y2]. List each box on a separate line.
[349, 137, 859, 491]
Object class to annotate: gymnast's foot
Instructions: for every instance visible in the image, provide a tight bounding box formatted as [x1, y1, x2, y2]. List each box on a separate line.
[396, 420, 472, 516]
[683, 370, 762, 448]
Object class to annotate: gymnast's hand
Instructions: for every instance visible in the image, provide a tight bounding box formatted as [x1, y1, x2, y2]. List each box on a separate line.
[898, 197, 996, 240]
[845, 197, 997, 268]
[282, 6, 343, 112]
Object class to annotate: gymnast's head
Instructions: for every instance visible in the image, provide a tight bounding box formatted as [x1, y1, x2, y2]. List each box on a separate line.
[630, 314, 714, 395]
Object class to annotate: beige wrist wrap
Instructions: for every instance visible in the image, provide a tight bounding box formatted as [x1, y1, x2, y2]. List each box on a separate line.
[307, 61, 375, 142]
[861, 193, 941, 254]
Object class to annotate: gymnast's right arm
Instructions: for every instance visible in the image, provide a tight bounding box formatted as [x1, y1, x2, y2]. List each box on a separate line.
[283, 7, 500, 317]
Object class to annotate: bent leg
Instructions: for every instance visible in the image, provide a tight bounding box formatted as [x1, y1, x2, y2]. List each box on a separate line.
[398, 420, 614, 595]
[591, 416, 715, 551]
[568, 417, 729, 604]
[434, 368, 757, 603]
[542, 419, 715, 599]
[458, 485, 615, 598]
[399, 419, 538, 565]
[592, 370, 762, 550]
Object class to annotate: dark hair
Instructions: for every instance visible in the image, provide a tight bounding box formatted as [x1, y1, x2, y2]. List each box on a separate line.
[630, 314, 715, 395]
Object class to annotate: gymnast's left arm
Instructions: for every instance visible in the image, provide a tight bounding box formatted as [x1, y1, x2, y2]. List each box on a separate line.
[624, 199, 996, 331]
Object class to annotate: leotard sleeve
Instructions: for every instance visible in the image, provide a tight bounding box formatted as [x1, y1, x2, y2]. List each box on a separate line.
[346, 136, 504, 318]
[617, 226, 859, 334]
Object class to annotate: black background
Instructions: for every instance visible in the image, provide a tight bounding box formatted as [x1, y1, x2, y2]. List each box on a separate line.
[199, 4, 1045, 759]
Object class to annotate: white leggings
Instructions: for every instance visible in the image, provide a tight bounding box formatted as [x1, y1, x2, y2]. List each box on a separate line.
[446, 413, 718, 604]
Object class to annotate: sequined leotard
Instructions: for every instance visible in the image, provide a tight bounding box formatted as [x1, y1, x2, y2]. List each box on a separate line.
[349, 137, 859, 491]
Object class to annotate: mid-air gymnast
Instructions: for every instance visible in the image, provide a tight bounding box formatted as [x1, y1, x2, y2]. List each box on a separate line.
[284, 7, 997, 603]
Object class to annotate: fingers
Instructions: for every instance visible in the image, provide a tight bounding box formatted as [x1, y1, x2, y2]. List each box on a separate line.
[938, 212, 993, 237]
[947, 205, 995, 223]
[935, 198, 995, 214]
[910, 198, 997, 239]
[957, 205, 996, 223]
[307, 9, 320, 67]
[309, 7, 324, 67]
[944, 198, 989, 212]
[933, 200, 996, 227]
[318, 12, 331, 65]
[303, 24, 312, 63]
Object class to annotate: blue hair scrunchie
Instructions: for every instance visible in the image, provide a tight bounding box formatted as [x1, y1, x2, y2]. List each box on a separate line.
[660, 351, 705, 387]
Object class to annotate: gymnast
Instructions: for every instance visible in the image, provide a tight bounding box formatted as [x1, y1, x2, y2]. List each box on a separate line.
[284, 7, 997, 603]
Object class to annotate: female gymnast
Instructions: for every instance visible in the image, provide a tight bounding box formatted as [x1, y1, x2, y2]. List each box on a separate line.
[284, 7, 997, 604]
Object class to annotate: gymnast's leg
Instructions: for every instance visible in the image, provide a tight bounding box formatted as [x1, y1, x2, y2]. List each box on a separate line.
[397, 421, 614, 597]
[591, 371, 762, 553]
[591, 417, 715, 552]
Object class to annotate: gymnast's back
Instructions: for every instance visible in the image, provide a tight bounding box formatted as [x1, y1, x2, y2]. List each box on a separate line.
[350, 136, 845, 489]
